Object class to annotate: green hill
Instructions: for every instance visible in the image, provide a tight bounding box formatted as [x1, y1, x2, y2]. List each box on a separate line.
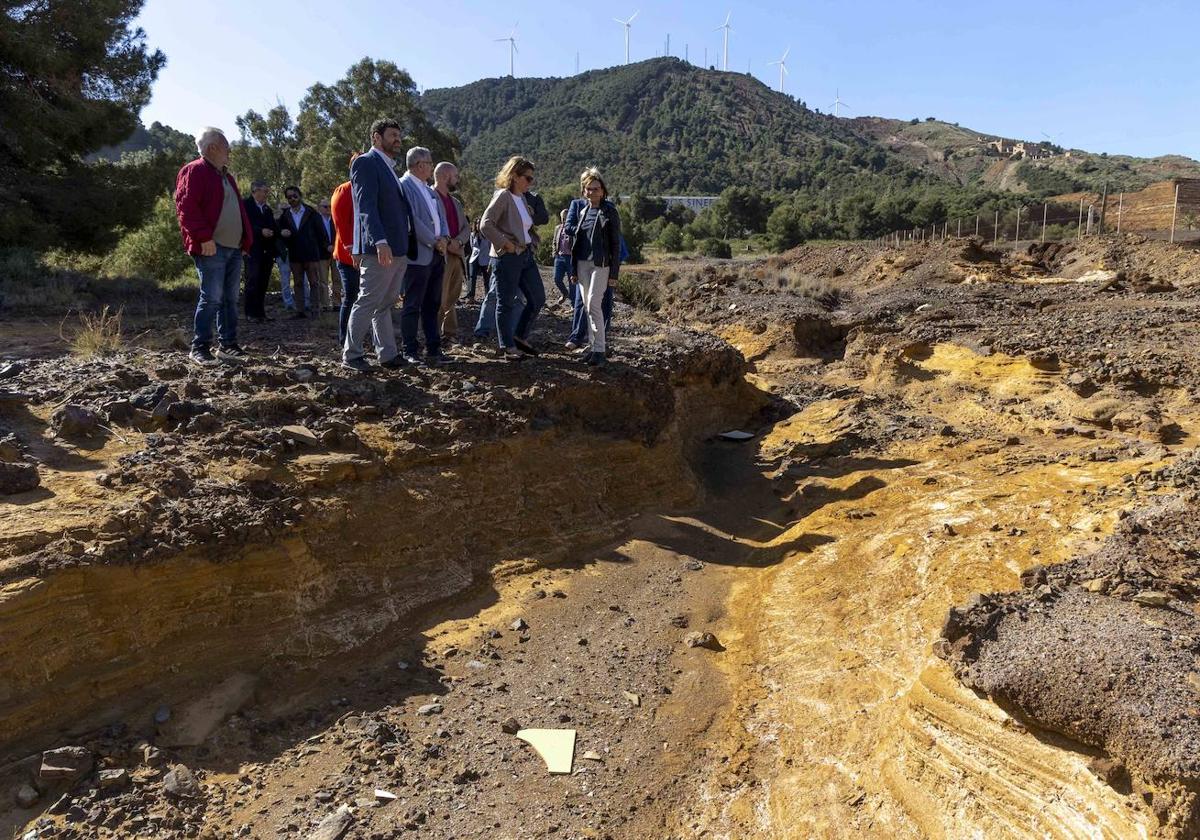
[422, 59, 1200, 201]
[421, 58, 918, 195]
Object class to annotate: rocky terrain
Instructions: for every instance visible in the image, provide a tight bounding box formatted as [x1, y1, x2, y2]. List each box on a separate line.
[6, 234, 1200, 838]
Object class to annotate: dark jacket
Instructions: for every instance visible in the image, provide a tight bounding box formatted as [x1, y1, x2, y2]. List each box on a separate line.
[174, 158, 253, 256]
[565, 198, 622, 279]
[278, 202, 330, 263]
[350, 148, 416, 259]
[243, 197, 278, 258]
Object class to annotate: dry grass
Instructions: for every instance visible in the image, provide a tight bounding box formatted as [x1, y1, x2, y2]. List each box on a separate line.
[60, 305, 125, 357]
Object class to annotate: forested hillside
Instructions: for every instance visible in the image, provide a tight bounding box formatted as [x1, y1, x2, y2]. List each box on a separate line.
[421, 58, 919, 195]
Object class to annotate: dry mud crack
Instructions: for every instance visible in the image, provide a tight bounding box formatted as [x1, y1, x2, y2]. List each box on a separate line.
[6, 237, 1200, 839]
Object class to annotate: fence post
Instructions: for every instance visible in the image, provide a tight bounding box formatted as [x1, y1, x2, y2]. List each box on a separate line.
[1171, 182, 1180, 243]
[1116, 193, 1123, 234]
[1077, 198, 1084, 239]
[993, 210, 999, 244]
[1098, 182, 1108, 235]
[1015, 206, 1022, 241]
[957, 219, 961, 238]
[975, 216, 980, 237]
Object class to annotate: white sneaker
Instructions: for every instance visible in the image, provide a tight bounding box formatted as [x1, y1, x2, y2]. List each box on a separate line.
[564, 341, 580, 351]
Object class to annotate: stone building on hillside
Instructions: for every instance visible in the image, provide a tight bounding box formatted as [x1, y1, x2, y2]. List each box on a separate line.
[986, 138, 1052, 159]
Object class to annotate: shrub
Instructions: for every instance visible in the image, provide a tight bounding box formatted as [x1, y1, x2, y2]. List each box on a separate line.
[62, 305, 124, 357]
[615, 272, 661, 311]
[657, 222, 684, 252]
[103, 194, 192, 284]
[699, 238, 731, 259]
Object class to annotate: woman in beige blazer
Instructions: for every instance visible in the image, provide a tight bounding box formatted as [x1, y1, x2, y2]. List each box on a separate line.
[480, 156, 544, 357]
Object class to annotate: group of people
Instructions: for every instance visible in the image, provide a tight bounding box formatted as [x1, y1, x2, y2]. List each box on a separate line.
[173, 121, 621, 371]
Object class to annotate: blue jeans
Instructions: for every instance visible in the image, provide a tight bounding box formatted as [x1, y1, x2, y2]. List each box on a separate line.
[474, 257, 524, 339]
[493, 249, 542, 348]
[570, 283, 613, 345]
[400, 253, 443, 356]
[192, 245, 242, 351]
[552, 255, 572, 299]
[336, 261, 360, 348]
[277, 256, 294, 309]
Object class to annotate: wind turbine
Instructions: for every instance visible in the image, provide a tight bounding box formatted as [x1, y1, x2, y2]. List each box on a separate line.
[614, 11, 638, 65]
[714, 12, 732, 71]
[495, 25, 518, 77]
[768, 47, 789, 93]
[830, 89, 849, 117]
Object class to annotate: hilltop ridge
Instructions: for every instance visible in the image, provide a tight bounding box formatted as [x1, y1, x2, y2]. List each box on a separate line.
[422, 58, 1200, 197]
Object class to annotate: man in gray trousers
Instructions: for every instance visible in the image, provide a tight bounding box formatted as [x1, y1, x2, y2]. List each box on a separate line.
[398, 146, 451, 366]
[343, 119, 414, 372]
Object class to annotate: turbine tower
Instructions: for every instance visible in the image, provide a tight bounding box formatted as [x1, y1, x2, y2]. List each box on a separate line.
[768, 47, 790, 93]
[614, 11, 638, 65]
[495, 25, 518, 77]
[830, 89, 849, 117]
[714, 12, 732, 71]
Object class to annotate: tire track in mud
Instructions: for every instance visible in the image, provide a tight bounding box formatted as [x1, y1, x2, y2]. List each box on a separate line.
[684, 339, 1191, 839]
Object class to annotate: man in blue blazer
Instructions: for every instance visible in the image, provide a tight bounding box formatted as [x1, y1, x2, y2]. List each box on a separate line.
[343, 118, 414, 372]
[398, 146, 450, 365]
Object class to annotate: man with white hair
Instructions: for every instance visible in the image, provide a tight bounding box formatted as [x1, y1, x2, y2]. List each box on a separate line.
[398, 146, 450, 365]
[432, 161, 470, 344]
[175, 127, 253, 365]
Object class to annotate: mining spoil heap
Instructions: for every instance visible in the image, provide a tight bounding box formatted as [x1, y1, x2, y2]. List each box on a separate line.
[5, 233, 1200, 839]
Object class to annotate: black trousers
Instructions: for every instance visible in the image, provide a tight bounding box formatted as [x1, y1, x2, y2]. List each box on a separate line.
[243, 250, 274, 319]
[400, 253, 444, 356]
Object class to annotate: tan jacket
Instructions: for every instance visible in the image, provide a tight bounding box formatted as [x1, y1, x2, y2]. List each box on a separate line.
[480, 189, 532, 258]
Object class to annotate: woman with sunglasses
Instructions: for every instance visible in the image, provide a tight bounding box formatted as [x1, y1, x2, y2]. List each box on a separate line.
[479, 156, 545, 358]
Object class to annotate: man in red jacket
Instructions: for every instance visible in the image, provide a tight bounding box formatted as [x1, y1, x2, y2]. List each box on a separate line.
[175, 127, 254, 365]
[329, 152, 361, 348]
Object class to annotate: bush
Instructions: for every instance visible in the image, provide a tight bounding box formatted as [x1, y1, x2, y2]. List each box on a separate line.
[615, 272, 661, 311]
[534, 222, 556, 265]
[62, 305, 124, 358]
[699, 238, 732, 259]
[103, 194, 192, 284]
[657, 222, 685, 252]
[622, 216, 646, 264]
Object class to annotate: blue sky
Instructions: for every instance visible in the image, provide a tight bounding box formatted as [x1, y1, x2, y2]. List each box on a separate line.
[137, 0, 1199, 160]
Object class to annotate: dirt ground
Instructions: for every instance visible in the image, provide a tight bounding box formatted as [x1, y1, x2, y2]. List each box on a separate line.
[6, 234, 1200, 839]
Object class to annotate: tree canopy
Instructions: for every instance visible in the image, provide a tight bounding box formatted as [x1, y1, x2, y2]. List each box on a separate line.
[231, 59, 460, 203]
[0, 0, 167, 248]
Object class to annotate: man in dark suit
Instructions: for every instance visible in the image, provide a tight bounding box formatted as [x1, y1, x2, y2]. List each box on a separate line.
[343, 118, 415, 372]
[278, 185, 330, 318]
[242, 180, 277, 322]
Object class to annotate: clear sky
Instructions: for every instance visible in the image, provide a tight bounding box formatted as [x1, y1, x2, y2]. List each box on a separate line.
[136, 0, 1199, 160]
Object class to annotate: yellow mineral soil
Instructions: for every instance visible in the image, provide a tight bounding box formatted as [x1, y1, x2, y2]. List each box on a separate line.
[689, 341, 1191, 839]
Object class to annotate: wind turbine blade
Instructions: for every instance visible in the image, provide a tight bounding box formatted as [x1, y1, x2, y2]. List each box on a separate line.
[513, 41, 519, 53]
[782, 65, 789, 75]
[782, 46, 790, 61]
[628, 10, 639, 22]
[614, 17, 626, 24]
[724, 11, 732, 25]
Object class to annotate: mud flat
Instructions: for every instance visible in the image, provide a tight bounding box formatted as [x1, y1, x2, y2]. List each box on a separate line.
[644, 236, 1200, 838]
[7, 236, 1200, 838]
